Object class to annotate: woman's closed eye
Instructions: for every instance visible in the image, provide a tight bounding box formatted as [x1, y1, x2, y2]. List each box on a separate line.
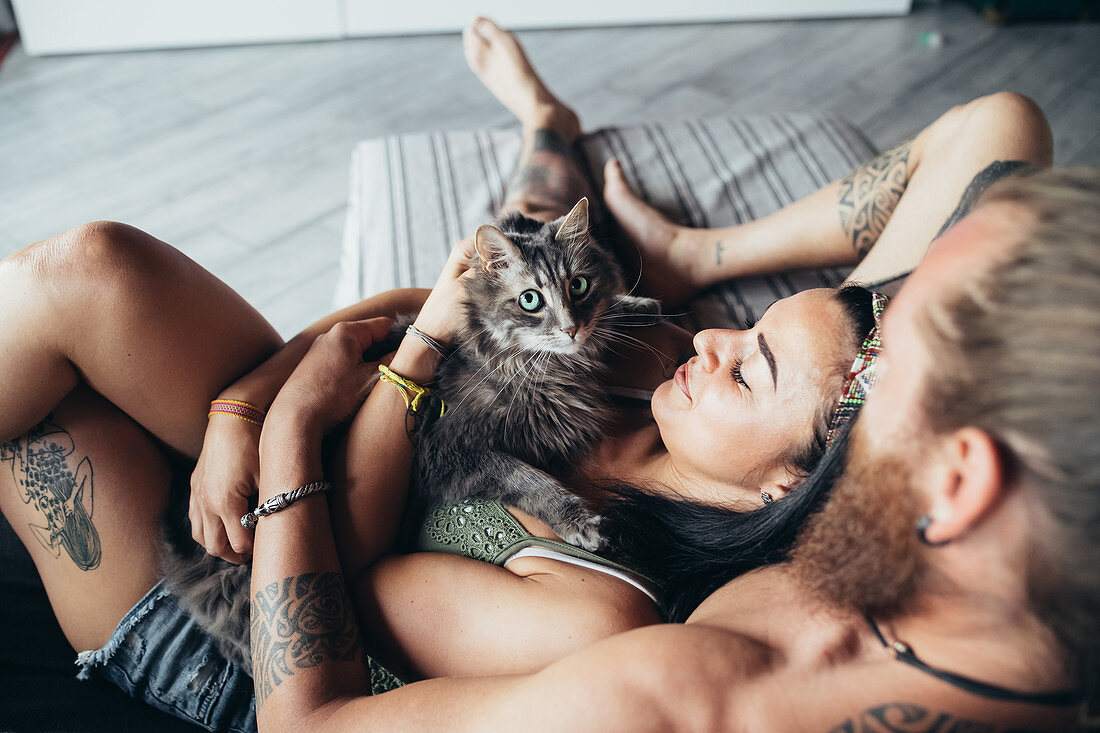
[730, 358, 749, 390]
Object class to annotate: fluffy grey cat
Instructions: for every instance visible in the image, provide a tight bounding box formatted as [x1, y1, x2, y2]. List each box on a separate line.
[412, 197, 658, 550]
[159, 197, 658, 671]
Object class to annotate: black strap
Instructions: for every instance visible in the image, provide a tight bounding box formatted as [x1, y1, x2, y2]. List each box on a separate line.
[865, 616, 1083, 707]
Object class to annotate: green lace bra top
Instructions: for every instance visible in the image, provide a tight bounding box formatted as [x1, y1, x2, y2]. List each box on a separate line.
[416, 498, 656, 600]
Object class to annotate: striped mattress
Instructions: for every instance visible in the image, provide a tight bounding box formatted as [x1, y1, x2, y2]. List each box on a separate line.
[336, 112, 877, 330]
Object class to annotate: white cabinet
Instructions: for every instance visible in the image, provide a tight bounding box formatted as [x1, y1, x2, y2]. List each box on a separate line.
[13, 0, 912, 56]
[345, 0, 913, 36]
[12, 0, 343, 55]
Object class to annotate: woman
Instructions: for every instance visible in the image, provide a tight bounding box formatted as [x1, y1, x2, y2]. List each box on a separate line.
[0, 18, 1049, 733]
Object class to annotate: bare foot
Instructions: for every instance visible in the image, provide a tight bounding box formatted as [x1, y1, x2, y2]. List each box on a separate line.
[463, 17, 581, 141]
[603, 158, 710, 305]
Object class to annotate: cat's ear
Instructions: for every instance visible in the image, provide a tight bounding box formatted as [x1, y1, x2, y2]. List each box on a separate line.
[474, 225, 519, 271]
[555, 197, 590, 244]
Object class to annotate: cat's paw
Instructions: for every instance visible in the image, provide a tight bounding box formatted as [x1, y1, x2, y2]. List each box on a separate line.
[558, 513, 606, 552]
[614, 294, 663, 317]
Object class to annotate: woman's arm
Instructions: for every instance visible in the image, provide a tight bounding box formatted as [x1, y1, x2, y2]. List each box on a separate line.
[326, 243, 472, 578]
[190, 286, 430, 563]
[219, 288, 431, 410]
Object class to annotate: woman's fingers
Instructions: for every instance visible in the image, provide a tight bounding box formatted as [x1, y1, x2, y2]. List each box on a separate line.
[222, 493, 254, 559]
[202, 511, 246, 565]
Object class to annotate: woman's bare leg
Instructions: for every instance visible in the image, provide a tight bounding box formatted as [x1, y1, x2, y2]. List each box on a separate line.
[0, 221, 282, 651]
[463, 17, 590, 222]
[604, 92, 1054, 303]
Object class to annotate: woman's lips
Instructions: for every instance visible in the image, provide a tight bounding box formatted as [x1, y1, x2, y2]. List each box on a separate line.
[675, 362, 691, 401]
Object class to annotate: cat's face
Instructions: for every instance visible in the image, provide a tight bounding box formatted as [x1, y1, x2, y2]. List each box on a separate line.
[466, 199, 626, 356]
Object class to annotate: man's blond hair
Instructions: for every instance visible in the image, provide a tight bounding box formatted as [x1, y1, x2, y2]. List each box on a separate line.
[921, 167, 1100, 685]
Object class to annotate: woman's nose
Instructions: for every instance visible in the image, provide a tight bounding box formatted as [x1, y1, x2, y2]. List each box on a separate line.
[692, 329, 732, 370]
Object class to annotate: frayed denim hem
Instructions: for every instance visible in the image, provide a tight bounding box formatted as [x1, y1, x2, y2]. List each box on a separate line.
[75, 579, 171, 680]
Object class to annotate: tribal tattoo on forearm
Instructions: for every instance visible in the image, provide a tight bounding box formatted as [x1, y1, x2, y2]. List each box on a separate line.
[934, 160, 1031, 239]
[250, 572, 364, 705]
[828, 702, 1012, 733]
[837, 140, 914, 258]
[1, 416, 102, 571]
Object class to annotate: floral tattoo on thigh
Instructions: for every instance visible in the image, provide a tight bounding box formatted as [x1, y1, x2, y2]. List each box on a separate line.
[1, 416, 102, 571]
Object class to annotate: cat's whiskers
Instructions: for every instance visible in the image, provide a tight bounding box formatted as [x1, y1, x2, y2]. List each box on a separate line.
[506, 350, 548, 425]
[591, 327, 674, 365]
[493, 351, 542, 427]
[452, 343, 524, 412]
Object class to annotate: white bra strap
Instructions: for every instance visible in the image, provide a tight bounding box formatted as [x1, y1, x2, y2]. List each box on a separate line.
[504, 546, 658, 604]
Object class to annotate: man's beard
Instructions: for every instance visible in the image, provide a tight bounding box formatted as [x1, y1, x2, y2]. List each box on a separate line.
[792, 420, 931, 619]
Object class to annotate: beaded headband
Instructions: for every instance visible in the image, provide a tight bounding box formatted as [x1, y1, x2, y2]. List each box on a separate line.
[824, 291, 889, 450]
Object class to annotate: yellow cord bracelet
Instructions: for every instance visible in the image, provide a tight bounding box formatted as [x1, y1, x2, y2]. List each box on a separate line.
[378, 364, 446, 417]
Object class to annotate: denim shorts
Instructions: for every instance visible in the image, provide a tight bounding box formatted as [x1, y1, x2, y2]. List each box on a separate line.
[75, 580, 257, 733]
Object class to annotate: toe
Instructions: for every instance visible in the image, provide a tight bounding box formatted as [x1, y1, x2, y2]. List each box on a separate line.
[471, 16, 501, 42]
[604, 158, 623, 186]
[462, 27, 489, 69]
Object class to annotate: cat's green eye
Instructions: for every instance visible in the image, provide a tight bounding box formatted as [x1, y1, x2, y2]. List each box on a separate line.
[518, 289, 544, 312]
[569, 276, 589, 299]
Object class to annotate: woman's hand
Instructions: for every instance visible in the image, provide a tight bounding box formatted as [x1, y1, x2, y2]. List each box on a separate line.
[411, 237, 478, 347]
[189, 414, 262, 563]
[266, 316, 397, 443]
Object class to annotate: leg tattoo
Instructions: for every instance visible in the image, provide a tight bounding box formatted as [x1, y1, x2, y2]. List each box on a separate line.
[934, 160, 1032, 238]
[250, 572, 364, 706]
[506, 127, 589, 214]
[1, 416, 102, 571]
[532, 128, 573, 157]
[837, 140, 914, 258]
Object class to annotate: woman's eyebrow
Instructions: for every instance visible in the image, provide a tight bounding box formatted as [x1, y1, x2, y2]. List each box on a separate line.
[758, 333, 778, 390]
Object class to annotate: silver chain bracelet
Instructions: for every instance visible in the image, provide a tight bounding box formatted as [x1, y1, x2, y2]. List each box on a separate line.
[240, 480, 332, 529]
[405, 325, 451, 358]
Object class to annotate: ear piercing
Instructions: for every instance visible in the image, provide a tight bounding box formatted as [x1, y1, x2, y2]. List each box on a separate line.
[761, 491, 774, 505]
[916, 515, 951, 547]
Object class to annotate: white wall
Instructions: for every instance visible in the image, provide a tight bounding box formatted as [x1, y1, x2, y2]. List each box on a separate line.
[13, 0, 912, 56]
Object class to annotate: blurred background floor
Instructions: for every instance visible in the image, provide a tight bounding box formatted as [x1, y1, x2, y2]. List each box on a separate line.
[1, 0, 1097, 337]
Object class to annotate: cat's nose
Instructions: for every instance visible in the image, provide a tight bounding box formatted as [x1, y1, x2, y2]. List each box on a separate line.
[561, 325, 578, 340]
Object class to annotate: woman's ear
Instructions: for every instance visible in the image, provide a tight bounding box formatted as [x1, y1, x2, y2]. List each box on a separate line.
[761, 471, 798, 502]
[555, 197, 590, 244]
[920, 427, 1004, 545]
[474, 225, 519, 271]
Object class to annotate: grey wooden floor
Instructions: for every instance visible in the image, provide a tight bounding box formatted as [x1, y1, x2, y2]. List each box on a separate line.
[2, 1, 1097, 337]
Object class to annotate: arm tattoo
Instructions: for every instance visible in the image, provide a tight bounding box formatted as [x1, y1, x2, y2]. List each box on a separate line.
[934, 160, 1031, 239]
[716, 240, 724, 265]
[1, 416, 102, 571]
[250, 572, 364, 705]
[828, 702, 1024, 732]
[838, 140, 914, 258]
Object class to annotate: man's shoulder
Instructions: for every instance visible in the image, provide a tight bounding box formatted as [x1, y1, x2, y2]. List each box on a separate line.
[591, 623, 777, 730]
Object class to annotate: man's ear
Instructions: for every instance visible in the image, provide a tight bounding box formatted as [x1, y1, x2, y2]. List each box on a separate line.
[555, 197, 590, 243]
[922, 427, 1004, 545]
[474, 225, 519, 271]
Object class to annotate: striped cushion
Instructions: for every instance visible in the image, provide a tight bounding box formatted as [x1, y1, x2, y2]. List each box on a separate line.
[336, 113, 876, 330]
